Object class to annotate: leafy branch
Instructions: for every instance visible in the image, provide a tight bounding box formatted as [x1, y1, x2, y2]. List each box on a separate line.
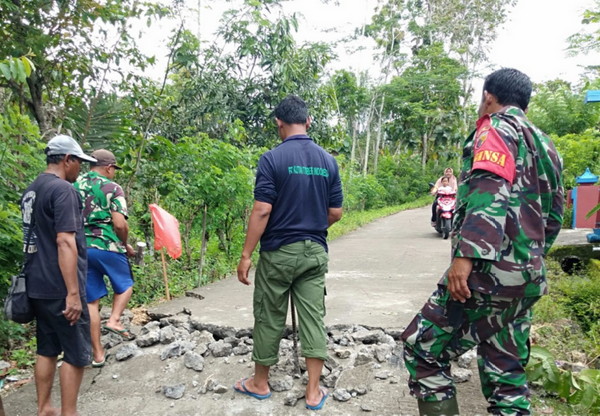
[526, 346, 600, 412]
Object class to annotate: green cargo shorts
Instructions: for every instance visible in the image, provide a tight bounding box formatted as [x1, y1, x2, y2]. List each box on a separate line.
[252, 240, 329, 366]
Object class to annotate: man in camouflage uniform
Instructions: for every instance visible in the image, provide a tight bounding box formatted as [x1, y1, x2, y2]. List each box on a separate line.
[401, 68, 564, 416]
[74, 149, 136, 367]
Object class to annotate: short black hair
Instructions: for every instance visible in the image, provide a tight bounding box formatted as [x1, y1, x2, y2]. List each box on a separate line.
[273, 95, 308, 124]
[483, 68, 532, 111]
[46, 154, 66, 165]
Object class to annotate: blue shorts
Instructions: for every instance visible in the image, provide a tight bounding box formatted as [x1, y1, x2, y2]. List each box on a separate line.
[32, 298, 91, 367]
[86, 248, 134, 303]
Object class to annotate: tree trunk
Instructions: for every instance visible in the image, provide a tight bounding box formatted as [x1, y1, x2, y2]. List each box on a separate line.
[26, 73, 49, 135]
[373, 94, 386, 174]
[350, 119, 357, 169]
[197, 204, 208, 287]
[421, 131, 428, 168]
[182, 213, 197, 268]
[362, 95, 377, 176]
[363, 128, 371, 176]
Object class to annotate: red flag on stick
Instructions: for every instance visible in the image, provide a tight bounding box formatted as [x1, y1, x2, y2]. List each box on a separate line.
[149, 204, 182, 259]
[149, 204, 182, 301]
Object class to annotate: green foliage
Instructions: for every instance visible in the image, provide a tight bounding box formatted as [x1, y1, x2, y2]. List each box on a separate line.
[0, 0, 173, 133]
[527, 346, 600, 413]
[528, 80, 600, 137]
[534, 258, 600, 368]
[0, 105, 44, 296]
[375, 153, 437, 205]
[552, 130, 600, 188]
[562, 206, 573, 228]
[9, 336, 36, 369]
[126, 259, 196, 306]
[0, 319, 30, 359]
[559, 268, 600, 333]
[152, 0, 334, 148]
[343, 173, 387, 211]
[381, 42, 466, 165]
[567, 2, 600, 57]
[0, 56, 35, 83]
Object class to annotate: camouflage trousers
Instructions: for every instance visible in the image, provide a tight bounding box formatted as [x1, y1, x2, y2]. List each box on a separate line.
[401, 286, 540, 416]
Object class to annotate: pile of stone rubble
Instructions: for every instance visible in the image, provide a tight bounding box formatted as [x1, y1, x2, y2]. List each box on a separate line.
[99, 309, 478, 408]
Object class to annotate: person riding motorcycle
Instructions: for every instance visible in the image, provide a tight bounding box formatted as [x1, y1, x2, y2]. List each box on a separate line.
[433, 177, 457, 239]
[430, 167, 457, 226]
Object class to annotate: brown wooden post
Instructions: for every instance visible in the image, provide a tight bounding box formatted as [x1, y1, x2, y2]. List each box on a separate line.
[161, 249, 171, 300]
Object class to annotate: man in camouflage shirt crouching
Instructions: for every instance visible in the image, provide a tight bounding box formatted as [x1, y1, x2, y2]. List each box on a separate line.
[75, 149, 136, 368]
[401, 68, 564, 416]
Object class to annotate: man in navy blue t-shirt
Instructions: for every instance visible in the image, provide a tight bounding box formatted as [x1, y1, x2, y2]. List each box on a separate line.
[234, 95, 343, 411]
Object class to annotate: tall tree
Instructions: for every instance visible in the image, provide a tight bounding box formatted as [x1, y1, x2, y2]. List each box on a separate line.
[328, 70, 369, 168]
[364, 0, 516, 136]
[405, 0, 516, 133]
[0, 0, 171, 136]
[152, 0, 333, 148]
[382, 42, 465, 166]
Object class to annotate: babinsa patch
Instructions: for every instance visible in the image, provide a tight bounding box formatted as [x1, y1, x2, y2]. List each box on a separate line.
[472, 115, 515, 183]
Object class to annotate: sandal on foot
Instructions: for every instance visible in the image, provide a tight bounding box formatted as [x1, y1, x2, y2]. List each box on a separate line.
[233, 377, 272, 400]
[103, 325, 136, 341]
[306, 387, 328, 410]
[91, 357, 105, 368]
[91, 353, 109, 368]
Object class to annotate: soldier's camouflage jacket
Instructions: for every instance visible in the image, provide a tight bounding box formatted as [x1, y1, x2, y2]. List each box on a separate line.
[448, 106, 564, 298]
[74, 171, 128, 254]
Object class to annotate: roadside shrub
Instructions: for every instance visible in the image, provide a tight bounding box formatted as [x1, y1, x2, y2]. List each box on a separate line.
[535, 259, 600, 365]
[123, 257, 198, 307]
[562, 206, 573, 228]
[0, 319, 32, 360]
[343, 173, 387, 211]
[559, 272, 600, 333]
[0, 106, 44, 298]
[527, 346, 600, 413]
[553, 131, 600, 189]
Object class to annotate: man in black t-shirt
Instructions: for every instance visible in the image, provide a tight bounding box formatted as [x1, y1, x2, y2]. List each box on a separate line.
[234, 96, 343, 411]
[21, 134, 96, 416]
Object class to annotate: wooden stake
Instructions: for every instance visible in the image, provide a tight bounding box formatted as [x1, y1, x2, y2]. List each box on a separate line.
[290, 293, 300, 376]
[161, 249, 171, 300]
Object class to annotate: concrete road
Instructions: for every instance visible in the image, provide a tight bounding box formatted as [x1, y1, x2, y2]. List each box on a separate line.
[326, 205, 449, 328]
[147, 205, 450, 329]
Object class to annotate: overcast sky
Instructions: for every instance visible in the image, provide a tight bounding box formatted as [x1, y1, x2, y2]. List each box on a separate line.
[486, 0, 598, 84]
[143, 0, 598, 95]
[279, 0, 599, 86]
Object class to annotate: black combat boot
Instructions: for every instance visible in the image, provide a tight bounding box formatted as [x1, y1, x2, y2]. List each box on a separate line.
[417, 397, 460, 416]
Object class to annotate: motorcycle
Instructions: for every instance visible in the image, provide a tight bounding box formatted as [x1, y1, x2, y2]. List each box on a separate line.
[433, 188, 456, 239]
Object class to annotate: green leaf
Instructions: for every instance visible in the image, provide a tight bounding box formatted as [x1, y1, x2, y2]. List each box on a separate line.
[0, 62, 11, 80]
[8, 58, 18, 79]
[15, 59, 26, 83]
[585, 203, 600, 219]
[579, 383, 599, 408]
[20, 56, 33, 77]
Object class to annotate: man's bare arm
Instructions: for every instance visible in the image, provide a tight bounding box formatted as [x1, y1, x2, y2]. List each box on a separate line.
[328, 207, 343, 227]
[112, 211, 135, 256]
[237, 201, 272, 285]
[56, 231, 81, 325]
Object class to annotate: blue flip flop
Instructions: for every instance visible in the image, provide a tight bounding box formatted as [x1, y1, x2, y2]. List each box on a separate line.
[233, 377, 272, 400]
[306, 387, 329, 410]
